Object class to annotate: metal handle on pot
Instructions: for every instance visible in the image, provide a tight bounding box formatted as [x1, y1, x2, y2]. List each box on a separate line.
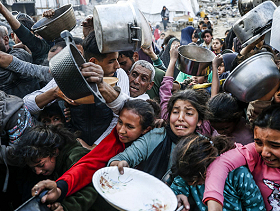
[34, 25, 47, 33]
[128, 23, 141, 43]
[60, 30, 76, 46]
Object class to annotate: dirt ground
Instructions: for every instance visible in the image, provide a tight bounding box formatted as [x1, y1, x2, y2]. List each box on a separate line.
[161, 16, 239, 40]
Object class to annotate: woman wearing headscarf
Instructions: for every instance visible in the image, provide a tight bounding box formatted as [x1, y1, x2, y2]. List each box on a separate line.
[180, 26, 195, 45]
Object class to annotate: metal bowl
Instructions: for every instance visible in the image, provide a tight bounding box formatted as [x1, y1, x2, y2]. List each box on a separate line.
[233, 1, 276, 47]
[177, 45, 215, 76]
[31, 4, 76, 41]
[223, 52, 280, 102]
[49, 31, 105, 103]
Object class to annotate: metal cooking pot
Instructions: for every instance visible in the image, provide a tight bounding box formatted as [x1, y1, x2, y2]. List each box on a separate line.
[238, 0, 280, 16]
[177, 45, 215, 76]
[31, 4, 76, 41]
[93, 1, 152, 53]
[14, 190, 50, 211]
[223, 52, 280, 102]
[49, 30, 105, 103]
[233, 1, 276, 48]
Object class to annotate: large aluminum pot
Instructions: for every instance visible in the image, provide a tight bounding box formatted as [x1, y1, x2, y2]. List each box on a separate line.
[223, 52, 280, 102]
[31, 4, 76, 41]
[233, 1, 276, 48]
[93, 1, 152, 53]
[177, 45, 215, 76]
[49, 30, 105, 104]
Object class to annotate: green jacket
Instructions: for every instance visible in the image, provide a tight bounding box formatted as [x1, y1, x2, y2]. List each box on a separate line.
[48, 142, 97, 211]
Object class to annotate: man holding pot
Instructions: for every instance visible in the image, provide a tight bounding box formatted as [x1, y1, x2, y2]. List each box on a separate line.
[24, 30, 129, 148]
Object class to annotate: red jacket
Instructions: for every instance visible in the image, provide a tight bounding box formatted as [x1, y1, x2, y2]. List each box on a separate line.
[56, 127, 125, 196]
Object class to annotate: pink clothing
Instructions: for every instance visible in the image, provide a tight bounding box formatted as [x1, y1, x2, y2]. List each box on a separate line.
[159, 76, 215, 137]
[203, 142, 280, 210]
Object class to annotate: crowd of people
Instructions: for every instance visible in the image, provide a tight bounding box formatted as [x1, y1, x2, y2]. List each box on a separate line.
[0, 1, 279, 211]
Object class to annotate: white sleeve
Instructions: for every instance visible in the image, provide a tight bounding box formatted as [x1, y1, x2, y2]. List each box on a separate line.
[116, 68, 130, 96]
[23, 79, 58, 114]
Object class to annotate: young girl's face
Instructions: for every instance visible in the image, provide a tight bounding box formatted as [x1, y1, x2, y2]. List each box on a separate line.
[29, 156, 56, 176]
[116, 108, 149, 143]
[254, 126, 280, 168]
[212, 39, 222, 52]
[169, 100, 201, 137]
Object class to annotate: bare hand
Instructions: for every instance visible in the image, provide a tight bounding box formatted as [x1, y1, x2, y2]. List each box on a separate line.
[56, 88, 80, 106]
[80, 62, 104, 84]
[43, 9, 55, 18]
[177, 194, 190, 211]
[77, 138, 96, 150]
[170, 43, 179, 61]
[110, 160, 129, 175]
[212, 54, 223, 69]
[141, 45, 157, 60]
[63, 104, 71, 122]
[81, 15, 94, 38]
[48, 202, 64, 211]
[32, 179, 61, 204]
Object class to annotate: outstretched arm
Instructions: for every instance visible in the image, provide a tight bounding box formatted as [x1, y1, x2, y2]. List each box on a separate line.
[203, 143, 254, 208]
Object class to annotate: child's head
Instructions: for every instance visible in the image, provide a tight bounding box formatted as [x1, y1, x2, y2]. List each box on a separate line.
[167, 89, 209, 137]
[38, 102, 65, 127]
[116, 99, 157, 143]
[192, 31, 199, 43]
[172, 134, 235, 185]
[202, 29, 213, 45]
[12, 125, 76, 175]
[212, 38, 224, 53]
[253, 105, 280, 168]
[160, 33, 165, 39]
[207, 93, 243, 136]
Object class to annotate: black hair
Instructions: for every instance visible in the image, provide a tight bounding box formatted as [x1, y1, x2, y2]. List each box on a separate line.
[119, 51, 134, 62]
[193, 31, 199, 38]
[167, 89, 209, 122]
[204, 16, 209, 20]
[163, 34, 176, 46]
[82, 31, 107, 62]
[199, 21, 204, 25]
[51, 41, 66, 49]
[202, 29, 212, 38]
[17, 17, 35, 31]
[225, 29, 230, 35]
[12, 125, 76, 166]
[122, 99, 156, 130]
[253, 105, 280, 131]
[38, 102, 65, 123]
[206, 93, 243, 123]
[171, 134, 235, 183]
[160, 32, 165, 36]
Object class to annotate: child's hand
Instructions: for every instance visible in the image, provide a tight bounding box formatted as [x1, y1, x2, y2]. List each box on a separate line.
[212, 54, 223, 69]
[48, 202, 64, 211]
[170, 43, 180, 61]
[31, 179, 61, 203]
[110, 160, 129, 175]
[177, 194, 190, 211]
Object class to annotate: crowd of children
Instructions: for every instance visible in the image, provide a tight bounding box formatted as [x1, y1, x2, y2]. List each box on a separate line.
[0, 2, 279, 211]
